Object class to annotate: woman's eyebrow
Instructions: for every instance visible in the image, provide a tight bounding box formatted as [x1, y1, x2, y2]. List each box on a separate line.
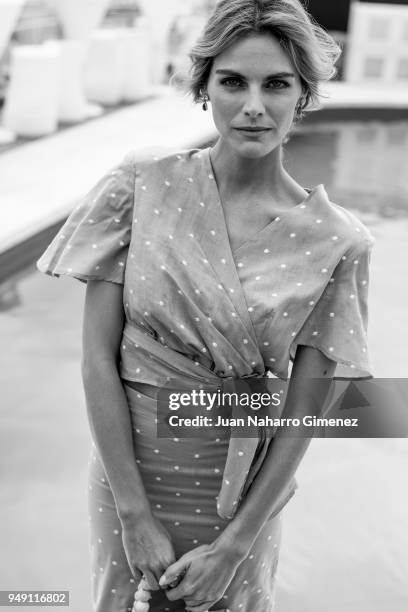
[215, 69, 295, 78]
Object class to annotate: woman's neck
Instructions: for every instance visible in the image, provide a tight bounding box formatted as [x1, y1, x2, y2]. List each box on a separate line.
[209, 138, 289, 198]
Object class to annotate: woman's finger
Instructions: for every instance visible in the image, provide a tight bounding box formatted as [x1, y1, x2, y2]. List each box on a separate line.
[159, 557, 189, 588]
[141, 569, 159, 591]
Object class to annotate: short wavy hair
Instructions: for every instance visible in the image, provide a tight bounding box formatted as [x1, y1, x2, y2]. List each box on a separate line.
[185, 0, 341, 118]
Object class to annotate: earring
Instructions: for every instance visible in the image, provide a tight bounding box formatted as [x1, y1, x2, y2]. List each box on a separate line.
[202, 93, 209, 112]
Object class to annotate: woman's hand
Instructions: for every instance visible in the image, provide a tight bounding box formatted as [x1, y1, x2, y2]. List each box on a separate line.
[121, 512, 176, 590]
[159, 538, 245, 611]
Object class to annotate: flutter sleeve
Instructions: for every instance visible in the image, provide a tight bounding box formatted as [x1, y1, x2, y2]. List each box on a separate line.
[36, 152, 136, 285]
[290, 236, 375, 379]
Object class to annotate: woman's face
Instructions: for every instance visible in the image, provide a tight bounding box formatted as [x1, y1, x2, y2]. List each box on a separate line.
[206, 33, 303, 159]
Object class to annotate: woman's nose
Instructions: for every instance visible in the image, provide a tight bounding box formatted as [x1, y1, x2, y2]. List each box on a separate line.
[243, 87, 265, 117]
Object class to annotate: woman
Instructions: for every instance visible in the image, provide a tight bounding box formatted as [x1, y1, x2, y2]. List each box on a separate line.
[36, 1, 375, 610]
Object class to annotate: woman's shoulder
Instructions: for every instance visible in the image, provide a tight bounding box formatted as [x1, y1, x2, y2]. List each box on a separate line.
[316, 185, 376, 253]
[125, 146, 208, 179]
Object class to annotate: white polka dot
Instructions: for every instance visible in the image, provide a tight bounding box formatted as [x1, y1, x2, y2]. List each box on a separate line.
[321, 268, 328, 273]
[316, 219, 323, 224]
[283, 312, 288, 317]
[305, 251, 311, 256]
[332, 236, 339, 241]
[309, 301, 315, 306]
[264, 249, 270, 254]
[329, 347, 334, 352]
[329, 312, 335, 318]
[290, 233, 296, 238]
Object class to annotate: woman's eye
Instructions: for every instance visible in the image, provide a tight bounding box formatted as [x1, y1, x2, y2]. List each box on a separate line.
[266, 80, 290, 89]
[220, 77, 243, 87]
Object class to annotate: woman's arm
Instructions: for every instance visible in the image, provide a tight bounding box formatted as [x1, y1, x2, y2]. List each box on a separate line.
[81, 280, 149, 521]
[217, 344, 337, 555]
[81, 280, 175, 587]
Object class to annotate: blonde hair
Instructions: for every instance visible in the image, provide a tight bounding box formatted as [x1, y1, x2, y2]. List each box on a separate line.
[186, 0, 341, 118]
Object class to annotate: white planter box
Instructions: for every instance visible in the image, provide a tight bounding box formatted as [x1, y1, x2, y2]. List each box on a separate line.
[44, 39, 88, 123]
[3, 45, 59, 137]
[83, 29, 127, 106]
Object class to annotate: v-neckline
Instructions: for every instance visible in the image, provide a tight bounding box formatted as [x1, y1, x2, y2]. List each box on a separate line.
[203, 146, 323, 254]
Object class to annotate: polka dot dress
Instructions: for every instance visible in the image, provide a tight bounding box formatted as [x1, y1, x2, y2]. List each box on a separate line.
[36, 147, 375, 611]
[88, 383, 282, 611]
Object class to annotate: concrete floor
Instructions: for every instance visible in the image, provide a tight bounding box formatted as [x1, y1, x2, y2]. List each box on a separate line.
[0, 116, 407, 611]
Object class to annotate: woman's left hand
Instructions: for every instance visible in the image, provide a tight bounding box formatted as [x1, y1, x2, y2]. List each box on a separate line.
[159, 539, 245, 611]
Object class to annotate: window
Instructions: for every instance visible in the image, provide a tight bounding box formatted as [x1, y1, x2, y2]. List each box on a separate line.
[363, 57, 384, 78]
[402, 20, 408, 41]
[397, 58, 408, 79]
[368, 17, 390, 39]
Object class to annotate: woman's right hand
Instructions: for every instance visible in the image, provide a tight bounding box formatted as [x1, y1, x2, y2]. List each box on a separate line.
[121, 511, 176, 590]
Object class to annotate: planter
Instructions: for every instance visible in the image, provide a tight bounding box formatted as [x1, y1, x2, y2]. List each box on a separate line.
[44, 40, 88, 123]
[83, 29, 127, 106]
[3, 45, 59, 137]
[121, 22, 152, 102]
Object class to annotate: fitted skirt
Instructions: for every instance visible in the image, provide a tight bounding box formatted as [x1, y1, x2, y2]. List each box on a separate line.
[87, 380, 283, 612]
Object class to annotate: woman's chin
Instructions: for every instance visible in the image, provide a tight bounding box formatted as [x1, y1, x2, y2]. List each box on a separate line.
[232, 138, 279, 159]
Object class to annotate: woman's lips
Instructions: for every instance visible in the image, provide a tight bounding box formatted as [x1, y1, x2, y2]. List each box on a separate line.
[234, 127, 272, 136]
[234, 127, 272, 131]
